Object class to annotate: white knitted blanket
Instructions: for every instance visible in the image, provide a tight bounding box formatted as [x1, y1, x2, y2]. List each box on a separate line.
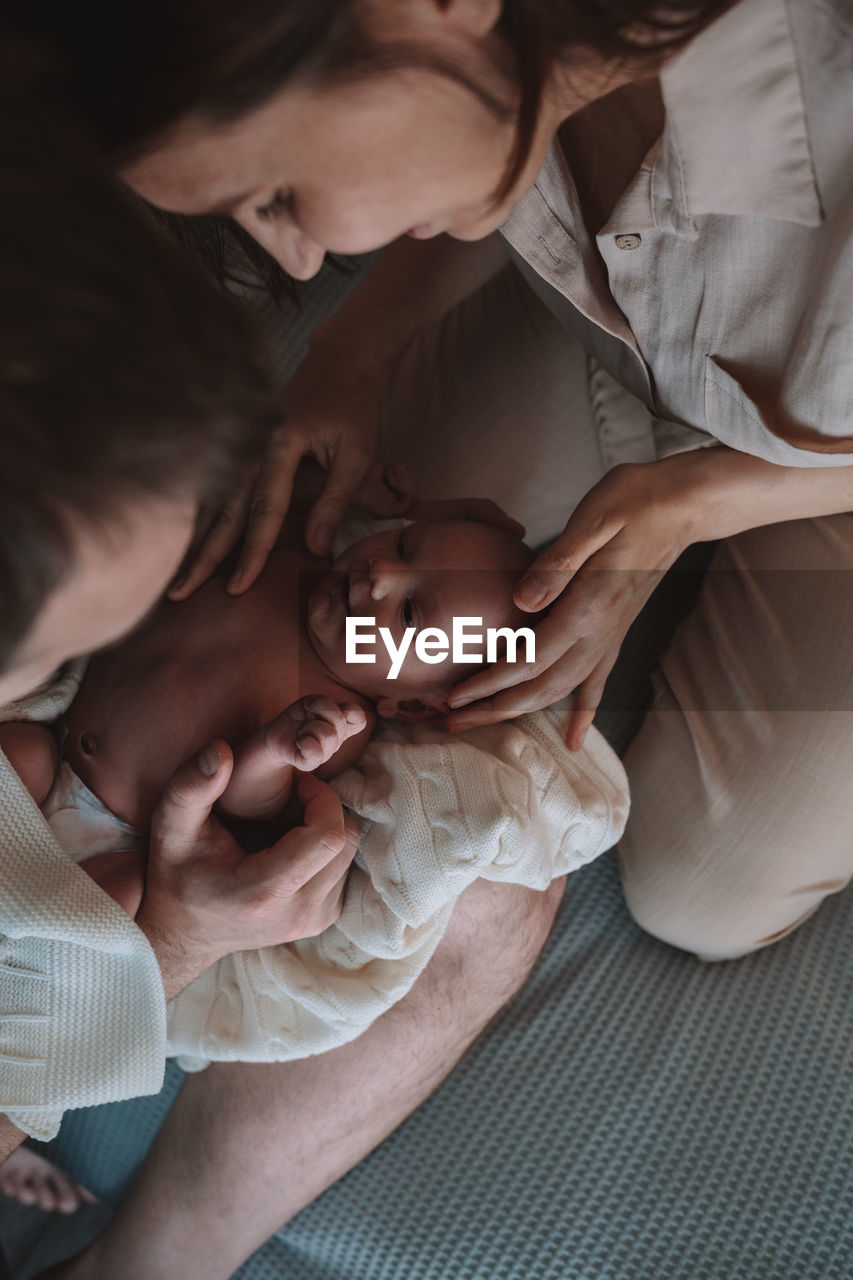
[0, 666, 166, 1141]
[167, 702, 628, 1070]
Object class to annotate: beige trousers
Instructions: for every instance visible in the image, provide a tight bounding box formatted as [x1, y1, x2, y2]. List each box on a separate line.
[379, 251, 853, 960]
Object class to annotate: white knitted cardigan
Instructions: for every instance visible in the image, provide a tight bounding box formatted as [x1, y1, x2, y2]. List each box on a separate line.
[0, 666, 166, 1140]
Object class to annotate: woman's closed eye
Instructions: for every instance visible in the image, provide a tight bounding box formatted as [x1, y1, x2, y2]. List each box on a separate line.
[255, 189, 294, 222]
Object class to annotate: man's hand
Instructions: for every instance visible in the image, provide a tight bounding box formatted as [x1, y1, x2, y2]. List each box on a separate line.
[136, 742, 358, 1000]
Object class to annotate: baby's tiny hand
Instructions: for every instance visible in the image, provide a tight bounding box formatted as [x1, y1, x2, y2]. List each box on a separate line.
[275, 696, 367, 772]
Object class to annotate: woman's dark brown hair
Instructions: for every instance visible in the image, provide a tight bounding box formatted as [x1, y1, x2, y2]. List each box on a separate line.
[13, 0, 728, 294]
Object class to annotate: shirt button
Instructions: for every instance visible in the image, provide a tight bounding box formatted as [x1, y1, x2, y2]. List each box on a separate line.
[615, 233, 642, 250]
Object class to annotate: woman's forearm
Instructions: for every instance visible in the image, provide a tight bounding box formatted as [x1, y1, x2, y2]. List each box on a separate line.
[671, 445, 853, 545]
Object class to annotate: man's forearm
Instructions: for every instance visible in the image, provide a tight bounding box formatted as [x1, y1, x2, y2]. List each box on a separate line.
[0, 1113, 25, 1163]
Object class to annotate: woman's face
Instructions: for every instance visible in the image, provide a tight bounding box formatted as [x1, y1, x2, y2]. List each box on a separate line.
[123, 26, 559, 279]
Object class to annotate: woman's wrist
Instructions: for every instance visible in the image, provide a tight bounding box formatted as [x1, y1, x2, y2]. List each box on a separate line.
[657, 444, 853, 545]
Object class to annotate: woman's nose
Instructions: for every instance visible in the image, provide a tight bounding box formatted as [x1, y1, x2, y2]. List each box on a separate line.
[241, 214, 326, 281]
[271, 227, 326, 281]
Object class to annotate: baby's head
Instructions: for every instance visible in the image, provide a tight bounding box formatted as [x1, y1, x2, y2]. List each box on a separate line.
[307, 517, 536, 720]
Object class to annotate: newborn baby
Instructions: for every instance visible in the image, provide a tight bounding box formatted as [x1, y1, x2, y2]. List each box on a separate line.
[1, 510, 539, 903]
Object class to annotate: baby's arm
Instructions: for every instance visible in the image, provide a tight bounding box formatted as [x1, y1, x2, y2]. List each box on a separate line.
[0, 721, 58, 806]
[220, 696, 371, 822]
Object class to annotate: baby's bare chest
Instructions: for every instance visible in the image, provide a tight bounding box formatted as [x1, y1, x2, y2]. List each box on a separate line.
[65, 567, 341, 827]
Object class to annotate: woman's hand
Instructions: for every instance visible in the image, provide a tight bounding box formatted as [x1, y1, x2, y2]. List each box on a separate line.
[446, 459, 703, 749]
[170, 348, 387, 600]
[136, 740, 359, 1000]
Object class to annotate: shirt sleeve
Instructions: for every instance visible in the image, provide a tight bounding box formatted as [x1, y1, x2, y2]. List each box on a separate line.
[0, 751, 166, 1141]
[771, 181, 853, 455]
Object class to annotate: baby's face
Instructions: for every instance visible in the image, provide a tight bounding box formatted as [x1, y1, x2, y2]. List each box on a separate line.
[306, 520, 533, 707]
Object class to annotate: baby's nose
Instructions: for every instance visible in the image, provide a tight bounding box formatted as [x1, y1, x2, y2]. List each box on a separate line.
[368, 557, 398, 601]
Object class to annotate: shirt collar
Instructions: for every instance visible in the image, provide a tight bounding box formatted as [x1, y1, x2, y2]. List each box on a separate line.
[657, 0, 822, 227]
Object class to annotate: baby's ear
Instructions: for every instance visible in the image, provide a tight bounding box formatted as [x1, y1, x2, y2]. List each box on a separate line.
[375, 696, 449, 722]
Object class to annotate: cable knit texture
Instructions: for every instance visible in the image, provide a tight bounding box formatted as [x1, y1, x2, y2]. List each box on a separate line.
[167, 701, 628, 1070]
[0, 669, 166, 1141]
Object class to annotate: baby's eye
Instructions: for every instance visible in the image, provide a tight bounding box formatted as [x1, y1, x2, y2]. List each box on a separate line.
[255, 190, 293, 222]
[402, 598, 415, 629]
[395, 532, 408, 559]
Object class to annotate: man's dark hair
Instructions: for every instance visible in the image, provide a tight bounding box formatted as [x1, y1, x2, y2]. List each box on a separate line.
[0, 45, 279, 673]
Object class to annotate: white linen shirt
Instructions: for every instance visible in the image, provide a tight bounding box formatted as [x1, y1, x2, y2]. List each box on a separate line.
[501, 0, 853, 467]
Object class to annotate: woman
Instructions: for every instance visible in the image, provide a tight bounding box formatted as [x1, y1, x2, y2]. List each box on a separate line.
[19, 0, 853, 1274]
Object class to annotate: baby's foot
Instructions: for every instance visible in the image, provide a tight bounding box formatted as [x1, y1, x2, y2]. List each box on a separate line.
[219, 696, 367, 821]
[0, 1147, 97, 1214]
[273, 696, 367, 772]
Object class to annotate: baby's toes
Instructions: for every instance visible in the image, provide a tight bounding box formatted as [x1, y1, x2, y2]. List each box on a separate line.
[293, 719, 342, 769]
[0, 1149, 95, 1214]
[340, 703, 367, 737]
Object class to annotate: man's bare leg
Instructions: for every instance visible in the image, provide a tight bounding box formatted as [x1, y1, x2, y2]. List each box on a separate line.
[44, 877, 565, 1280]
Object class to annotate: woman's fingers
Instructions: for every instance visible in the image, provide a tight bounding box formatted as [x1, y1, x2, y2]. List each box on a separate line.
[514, 488, 628, 611]
[448, 592, 590, 709]
[565, 659, 613, 751]
[168, 483, 254, 600]
[304, 434, 373, 557]
[357, 461, 416, 517]
[229, 427, 304, 593]
[446, 661, 573, 729]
